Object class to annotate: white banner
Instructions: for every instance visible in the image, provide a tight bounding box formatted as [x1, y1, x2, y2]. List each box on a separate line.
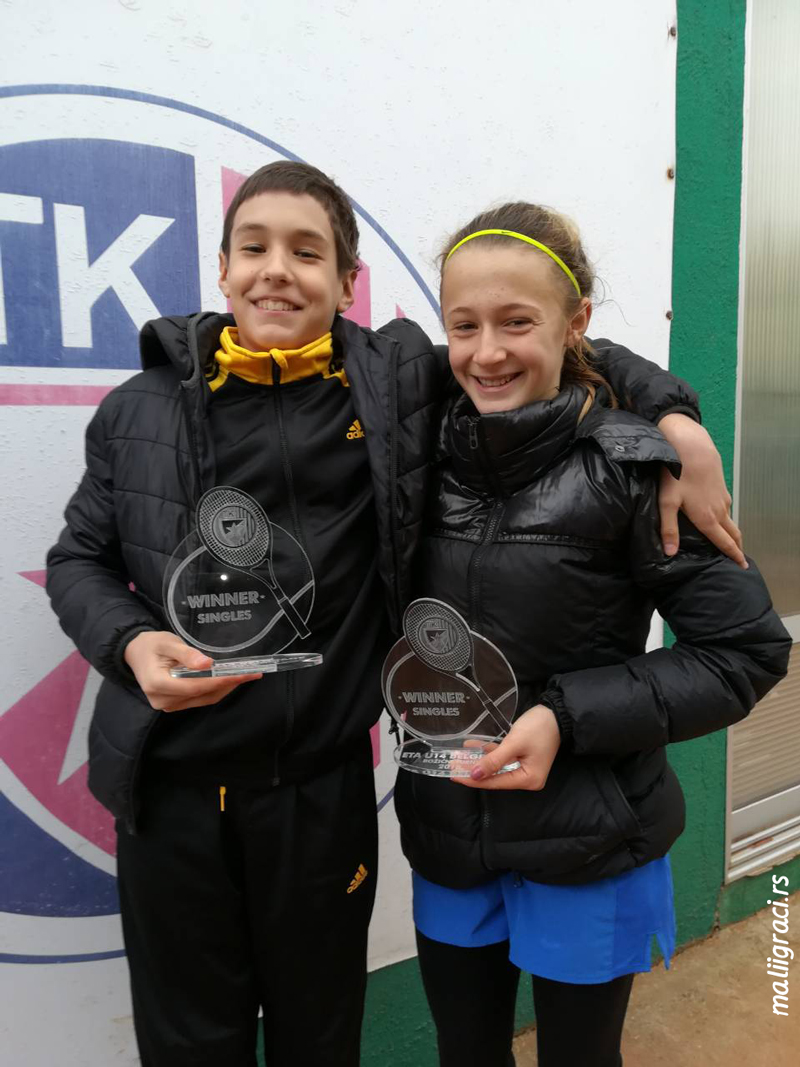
[0, 1, 676, 1062]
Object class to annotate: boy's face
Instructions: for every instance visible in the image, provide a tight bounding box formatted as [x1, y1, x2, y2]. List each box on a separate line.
[219, 191, 356, 351]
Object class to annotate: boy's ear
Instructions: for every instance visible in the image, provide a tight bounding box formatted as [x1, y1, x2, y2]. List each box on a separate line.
[218, 251, 231, 299]
[336, 269, 359, 313]
[566, 298, 592, 348]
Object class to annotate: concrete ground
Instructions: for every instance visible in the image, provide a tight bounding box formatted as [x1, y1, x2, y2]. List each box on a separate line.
[513, 899, 798, 1067]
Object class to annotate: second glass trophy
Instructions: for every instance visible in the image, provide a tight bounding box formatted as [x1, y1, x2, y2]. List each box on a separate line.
[382, 598, 519, 777]
[163, 486, 322, 677]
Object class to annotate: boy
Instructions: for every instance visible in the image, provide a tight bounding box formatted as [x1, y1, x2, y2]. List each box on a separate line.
[46, 161, 740, 1067]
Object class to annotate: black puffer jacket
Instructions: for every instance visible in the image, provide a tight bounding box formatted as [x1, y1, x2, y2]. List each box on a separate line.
[46, 313, 447, 829]
[46, 313, 707, 830]
[394, 386, 791, 887]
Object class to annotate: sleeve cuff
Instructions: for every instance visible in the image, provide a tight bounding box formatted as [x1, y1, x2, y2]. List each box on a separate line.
[539, 688, 574, 750]
[113, 625, 157, 683]
[657, 405, 701, 425]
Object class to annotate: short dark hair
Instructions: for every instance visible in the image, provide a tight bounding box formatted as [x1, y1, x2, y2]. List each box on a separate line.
[220, 161, 360, 275]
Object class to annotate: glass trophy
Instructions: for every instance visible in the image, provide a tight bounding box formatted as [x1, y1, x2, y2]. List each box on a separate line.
[381, 598, 520, 777]
[163, 486, 322, 677]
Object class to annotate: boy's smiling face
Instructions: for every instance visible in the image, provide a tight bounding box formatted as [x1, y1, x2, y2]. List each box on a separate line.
[219, 191, 356, 351]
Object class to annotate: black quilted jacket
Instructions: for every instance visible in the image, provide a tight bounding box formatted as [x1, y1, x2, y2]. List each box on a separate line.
[46, 313, 712, 830]
[393, 387, 792, 887]
[46, 313, 447, 829]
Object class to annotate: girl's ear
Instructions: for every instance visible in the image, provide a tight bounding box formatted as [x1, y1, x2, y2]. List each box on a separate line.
[566, 297, 592, 348]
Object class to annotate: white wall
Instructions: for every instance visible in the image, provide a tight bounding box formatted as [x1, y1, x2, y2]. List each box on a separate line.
[0, 1, 676, 1062]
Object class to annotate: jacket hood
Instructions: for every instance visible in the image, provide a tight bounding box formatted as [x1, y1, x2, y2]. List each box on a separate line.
[576, 403, 682, 479]
[139, 312, 235, 378]
[140, 311, 378, 382]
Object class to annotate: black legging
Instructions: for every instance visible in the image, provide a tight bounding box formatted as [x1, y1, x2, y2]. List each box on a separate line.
[416, 929, 633, 1067]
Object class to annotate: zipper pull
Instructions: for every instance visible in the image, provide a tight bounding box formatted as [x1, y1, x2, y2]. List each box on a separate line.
[469, 420, 479, 450]
[219, 785, 227, 812]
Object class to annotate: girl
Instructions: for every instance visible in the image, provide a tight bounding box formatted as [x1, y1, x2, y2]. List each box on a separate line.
[392, 203, 791, 1067]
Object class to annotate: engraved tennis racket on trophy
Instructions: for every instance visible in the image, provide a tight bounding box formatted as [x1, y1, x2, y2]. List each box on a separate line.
[381, 598, 519, 777]
[163, 486, 322, 678]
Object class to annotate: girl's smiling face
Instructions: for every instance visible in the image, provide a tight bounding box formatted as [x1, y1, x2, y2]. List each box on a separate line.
[442, 243, 591, 414]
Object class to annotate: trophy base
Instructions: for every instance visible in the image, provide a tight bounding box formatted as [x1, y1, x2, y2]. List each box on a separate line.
[170, 653, 323, 678]
[394, 738, 520, 778]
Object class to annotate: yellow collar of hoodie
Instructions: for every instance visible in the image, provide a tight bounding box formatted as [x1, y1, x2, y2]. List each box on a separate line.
[207, 326, 347, 392]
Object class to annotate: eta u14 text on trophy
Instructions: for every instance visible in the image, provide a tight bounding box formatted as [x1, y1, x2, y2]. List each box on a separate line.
[382, 598, 519, 777]
[163, 486, 322, 677]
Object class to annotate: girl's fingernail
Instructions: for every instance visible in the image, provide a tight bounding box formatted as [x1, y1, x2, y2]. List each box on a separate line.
[470, 767, 486, 781]
[664, 543, 677, 556]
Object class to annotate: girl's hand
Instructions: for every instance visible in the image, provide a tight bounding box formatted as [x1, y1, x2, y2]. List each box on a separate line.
[657, 413, 746, 568]
[454, 704, 561, 791]
[123, 630, 262, 711]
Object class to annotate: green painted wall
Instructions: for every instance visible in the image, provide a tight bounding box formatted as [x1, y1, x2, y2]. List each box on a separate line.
[668, 0, 749, 947]
[670, 0, 746, 487]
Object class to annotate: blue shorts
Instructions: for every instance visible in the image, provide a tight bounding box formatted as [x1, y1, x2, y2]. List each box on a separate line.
[413, 855, 676, 985]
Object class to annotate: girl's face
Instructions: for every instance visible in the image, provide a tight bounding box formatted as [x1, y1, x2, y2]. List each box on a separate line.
[441, 244, 591, 414]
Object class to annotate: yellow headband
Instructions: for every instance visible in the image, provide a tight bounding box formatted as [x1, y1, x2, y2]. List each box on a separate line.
[445, 228, 582, 298]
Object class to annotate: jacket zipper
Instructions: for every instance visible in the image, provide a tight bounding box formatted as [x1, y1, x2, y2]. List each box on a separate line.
[465, 418, 506, 862]
[273, 671, 296, 786]
[272, 362, 308, 554]
[468, 418, 506, 498]
[465, 420, 507, 618]
[479, 793, 492, 869]
[467, 500, 505, 629]
[270, 361, 303, 785]
[387, 343, 403, 621]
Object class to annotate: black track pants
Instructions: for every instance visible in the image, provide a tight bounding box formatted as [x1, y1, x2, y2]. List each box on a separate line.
[416, 929, 634, 1067]
[116, 743, 378, 1067]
